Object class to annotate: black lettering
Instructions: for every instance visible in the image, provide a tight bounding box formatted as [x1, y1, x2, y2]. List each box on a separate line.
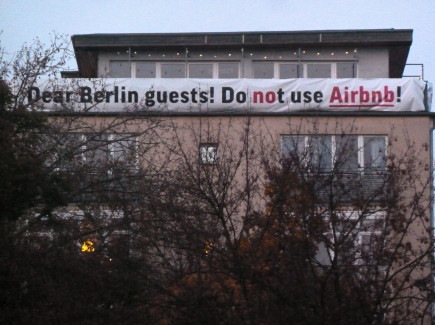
[80, 87, 92, 103]
[199, 91, 208, 103]
[303, 91, 312, 103]
[114, 86, 119, 103]
[169, 91, 179, 103]
[105, 91, 114, 103]
[180, 91, 189, 103]
[145, 91, 155, 106]
[121, 86, 126, 103]
[157, 91, 167, 103]
[290, 91, 301, 103]
[52, 91, 63, 103]
[128, 91, 138, 103]
[42, 91, 52, 103]
[190, 89, 198, 103]
[222, 87, 234, 103]
[277, 88, 284, 103]
[94, 91, 105, 103]
[236, 91, 246, 103]
[28, 87, 40, 102]
[313, 91, 323, 103]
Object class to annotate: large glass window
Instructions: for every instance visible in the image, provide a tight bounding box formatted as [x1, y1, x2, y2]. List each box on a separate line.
[306, 64, 331, 78]
[253, 62, 274, 79]
[161, 63, 186, 78]
[109, 61, 131, 78]
[189, 63, 213, 78]
[136, 62, 156, 78]
[218, 62, 239, 78]
[337, 62, 355, 78]
[279, 63, 300, 79]
[281, 135, 386, 174]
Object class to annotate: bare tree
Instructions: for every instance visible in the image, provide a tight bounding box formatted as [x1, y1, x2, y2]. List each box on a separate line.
[128, 117, 433, 325]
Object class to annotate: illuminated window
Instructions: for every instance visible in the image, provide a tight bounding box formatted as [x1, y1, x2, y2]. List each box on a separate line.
[81, 240, 95, 252]
[199, 143, 218, 164]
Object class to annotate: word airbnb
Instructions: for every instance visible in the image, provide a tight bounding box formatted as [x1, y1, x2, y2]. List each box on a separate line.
[329, 85, 400, 107]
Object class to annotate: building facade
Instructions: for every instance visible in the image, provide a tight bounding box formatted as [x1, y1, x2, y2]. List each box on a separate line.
[44, 30, 433, 323]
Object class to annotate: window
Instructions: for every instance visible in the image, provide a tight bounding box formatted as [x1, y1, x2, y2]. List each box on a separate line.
[161, 63, 186, 78]
[279, 63, 300, 79]
[337, 62, 355, 78]
[326, 211, 385, 265]
[109, 61, 240, 78]
[218, 62, 239, 78]
[281, 135, 386, 173]
[253, 61, 356, 79]
[306, 63, 331, 78]
[189, 63, 213, 78]
[199, 143, 218, 164]
[363, 137, 386, 173]
[309, 136, 332, 171]
[253, 62, 274, 79]
[109, 61, 131, 78]
[53, 133, 85, 170]
[136, 62, 156, 78]
[80, 133, 138, 172]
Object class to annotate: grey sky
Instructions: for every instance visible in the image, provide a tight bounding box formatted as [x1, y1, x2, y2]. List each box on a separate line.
[1, 0, 434, 84]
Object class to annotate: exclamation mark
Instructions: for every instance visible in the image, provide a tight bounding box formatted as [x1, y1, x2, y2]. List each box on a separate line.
[397, 86, 401, 102]
[210, 87, 214, 103]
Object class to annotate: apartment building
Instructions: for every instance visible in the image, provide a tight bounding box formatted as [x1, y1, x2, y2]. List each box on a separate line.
[43, 29, 434, 323]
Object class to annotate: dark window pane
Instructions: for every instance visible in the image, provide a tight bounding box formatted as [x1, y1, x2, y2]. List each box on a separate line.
[336, 135, 358, 172]
[281, 136, 305, 160]
[309, 136, 332, 171]
[85, 134, 110, 165]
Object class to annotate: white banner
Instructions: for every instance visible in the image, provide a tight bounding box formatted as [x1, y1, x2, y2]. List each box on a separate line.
[28, 78, 428, 113]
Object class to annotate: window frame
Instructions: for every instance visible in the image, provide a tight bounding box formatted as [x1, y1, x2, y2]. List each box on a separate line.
[326, 211, 385, 265]
[110, 60, 240, 79]
[280, 135, 387, 174]
[55, 133, 139, 173]
[199, 143, 219, 164]
[253, 61, 357, 79]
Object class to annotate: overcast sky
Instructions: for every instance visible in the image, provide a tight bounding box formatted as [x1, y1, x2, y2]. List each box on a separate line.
[1, 0, 434, 84]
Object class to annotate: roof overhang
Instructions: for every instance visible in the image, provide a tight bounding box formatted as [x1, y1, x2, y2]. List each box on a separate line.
[71, 29, 413, 78]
